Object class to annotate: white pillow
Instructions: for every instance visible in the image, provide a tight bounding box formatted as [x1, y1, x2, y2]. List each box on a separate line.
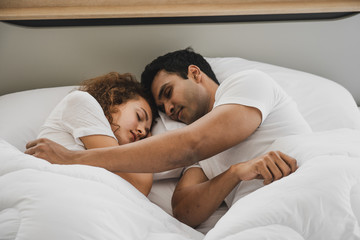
[0, 86, 76, 152]
[205, 57, 360, 132]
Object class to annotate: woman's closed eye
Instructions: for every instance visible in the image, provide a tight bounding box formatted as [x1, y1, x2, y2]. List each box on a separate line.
[137, 111, 147, 123]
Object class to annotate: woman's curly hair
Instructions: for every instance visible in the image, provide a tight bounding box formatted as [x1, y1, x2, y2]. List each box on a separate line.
[78, 72, 158, 127]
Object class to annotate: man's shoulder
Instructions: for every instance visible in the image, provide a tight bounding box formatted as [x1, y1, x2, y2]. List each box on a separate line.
[219, 69, 271, 85]
[213, 68, 288, 119]
[216, 69, 276, 96]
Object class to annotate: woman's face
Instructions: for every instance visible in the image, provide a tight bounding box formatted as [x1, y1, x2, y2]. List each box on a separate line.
[110, 97, 153, 145]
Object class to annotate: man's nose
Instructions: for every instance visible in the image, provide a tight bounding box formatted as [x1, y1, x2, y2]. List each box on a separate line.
[164, 102, 175, 116]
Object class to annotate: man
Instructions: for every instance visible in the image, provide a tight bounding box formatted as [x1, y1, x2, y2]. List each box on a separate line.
[139, 48, 312, 227]
[26, 48, 311, 226]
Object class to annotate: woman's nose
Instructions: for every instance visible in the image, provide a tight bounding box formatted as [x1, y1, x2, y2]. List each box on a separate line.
[136, 125, 146, 139]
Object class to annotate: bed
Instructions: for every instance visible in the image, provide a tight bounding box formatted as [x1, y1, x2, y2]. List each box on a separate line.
[1, 56, 360, 239]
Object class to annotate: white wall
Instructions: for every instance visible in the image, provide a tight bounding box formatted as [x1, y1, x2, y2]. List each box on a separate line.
[0, 13, 359, 104]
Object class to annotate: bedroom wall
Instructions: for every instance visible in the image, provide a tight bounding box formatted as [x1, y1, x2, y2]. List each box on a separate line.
[0, 13, 359, 104]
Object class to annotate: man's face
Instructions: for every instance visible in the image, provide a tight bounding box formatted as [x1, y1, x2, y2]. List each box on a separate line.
[151, 70, 209, 125]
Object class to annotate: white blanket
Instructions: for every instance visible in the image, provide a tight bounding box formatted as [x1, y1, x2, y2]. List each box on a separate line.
[205, 128, 360, 240]
[1, 129, 360, 240]
[0, 139, 203, 240]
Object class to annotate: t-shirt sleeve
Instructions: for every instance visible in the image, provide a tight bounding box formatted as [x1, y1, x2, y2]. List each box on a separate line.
[60, 91, 117, 146]
[213, 69, 282, 123]
[182, 163, 202, 175]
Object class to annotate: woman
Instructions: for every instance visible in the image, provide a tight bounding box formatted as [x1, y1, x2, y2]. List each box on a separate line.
[38, 72, 158, 196]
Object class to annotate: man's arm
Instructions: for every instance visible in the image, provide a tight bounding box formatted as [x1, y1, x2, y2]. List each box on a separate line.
[172, 167, 236, 228]
[80, 135, 153, 196]
[26, 104, 261, 173]
[172, 151, 298, 227]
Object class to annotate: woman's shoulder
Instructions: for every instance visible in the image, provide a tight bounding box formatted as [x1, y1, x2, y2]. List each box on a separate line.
[56, 90, 102, 116]
[65, 90, 92, 100]
[57, 90, 108, 126]
[63, 90, 98, 106]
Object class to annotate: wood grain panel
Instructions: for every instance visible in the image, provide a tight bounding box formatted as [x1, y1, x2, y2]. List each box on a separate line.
[1, 0, 359, 20]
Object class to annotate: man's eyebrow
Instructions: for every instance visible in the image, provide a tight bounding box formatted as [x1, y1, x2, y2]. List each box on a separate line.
[141, 107, 149, 121]
[158, 83, 169, 100]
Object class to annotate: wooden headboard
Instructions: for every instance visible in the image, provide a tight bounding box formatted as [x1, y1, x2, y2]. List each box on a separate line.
[1, 0, 359, 20]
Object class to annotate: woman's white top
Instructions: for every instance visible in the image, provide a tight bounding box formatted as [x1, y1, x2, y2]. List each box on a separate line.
[38, 90, 117, 150]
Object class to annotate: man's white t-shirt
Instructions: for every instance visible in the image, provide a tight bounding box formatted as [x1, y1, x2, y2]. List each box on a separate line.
[188, 70, 312, 206]
[38, 90, 117, 150]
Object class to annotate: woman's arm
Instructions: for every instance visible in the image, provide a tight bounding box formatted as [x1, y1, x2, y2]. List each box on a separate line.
[80, 135, 153, 196]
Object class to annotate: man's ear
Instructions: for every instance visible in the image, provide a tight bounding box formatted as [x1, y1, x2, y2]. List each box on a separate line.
[188, 65, 202, 83]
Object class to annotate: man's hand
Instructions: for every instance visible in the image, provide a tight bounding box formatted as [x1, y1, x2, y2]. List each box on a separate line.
[233, 151, 298, 185]
[25, 138, 75, 164]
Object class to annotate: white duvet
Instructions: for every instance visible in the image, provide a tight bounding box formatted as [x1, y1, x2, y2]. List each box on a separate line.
[0, 139, 203, 240]
[205, 128, 360, 240]
[1, 129, 360, 240]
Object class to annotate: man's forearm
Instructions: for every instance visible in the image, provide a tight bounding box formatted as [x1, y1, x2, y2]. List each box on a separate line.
[172, 166, 241, 227]
[75, 105, 260, 173]
[76, 128, 200, 173]
[28, 104, 260, 173]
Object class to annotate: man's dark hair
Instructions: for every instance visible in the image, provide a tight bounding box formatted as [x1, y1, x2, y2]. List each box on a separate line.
[141, 47, 219, 92]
